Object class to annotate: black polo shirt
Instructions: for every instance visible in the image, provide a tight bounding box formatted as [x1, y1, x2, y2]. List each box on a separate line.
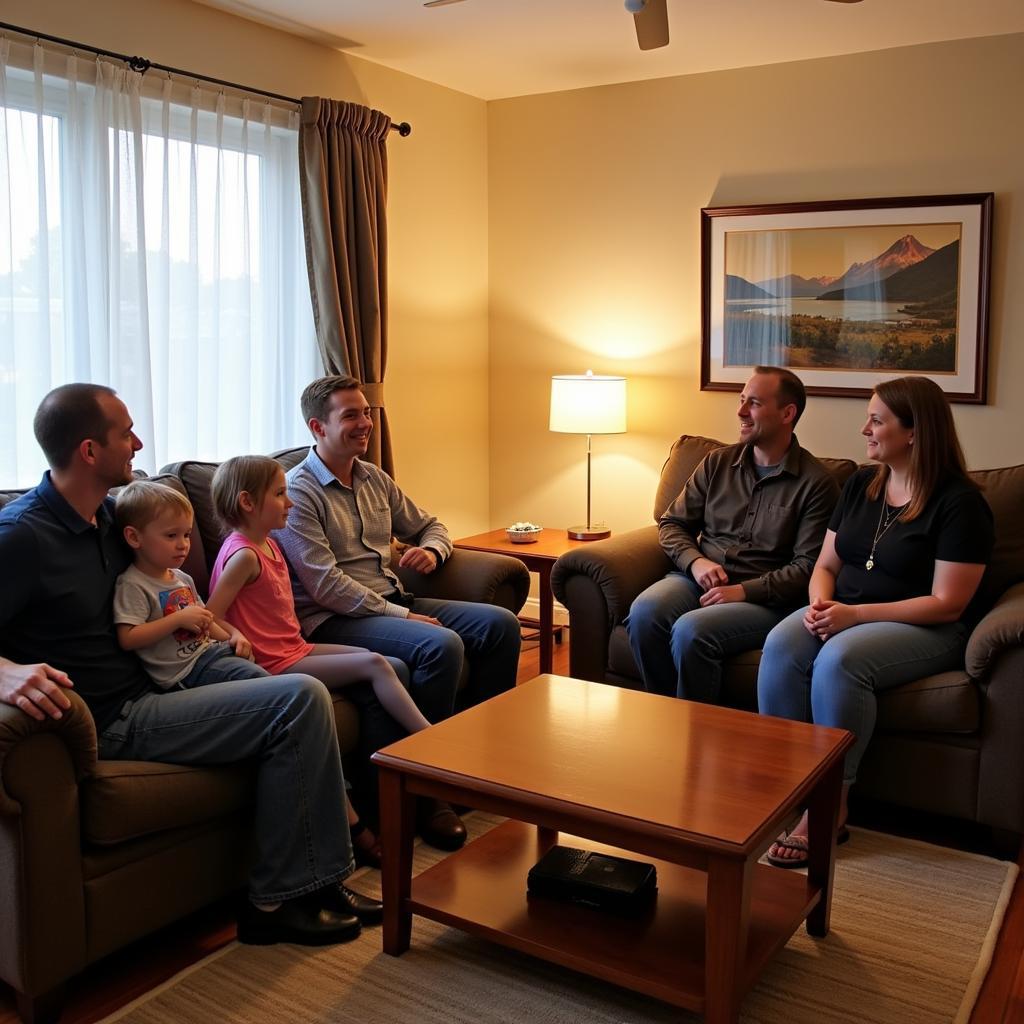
[0, 473, 151, 731]
[832, 467, 994, 614]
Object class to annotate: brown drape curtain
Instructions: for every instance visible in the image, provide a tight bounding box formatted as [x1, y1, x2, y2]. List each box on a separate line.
[298, 97, 395, 476]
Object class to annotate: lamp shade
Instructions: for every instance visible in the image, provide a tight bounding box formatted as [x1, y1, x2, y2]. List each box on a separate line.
[549, 372, 627, 434]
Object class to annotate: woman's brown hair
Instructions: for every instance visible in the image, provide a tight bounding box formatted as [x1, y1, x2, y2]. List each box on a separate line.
[867, 376, 977, 521]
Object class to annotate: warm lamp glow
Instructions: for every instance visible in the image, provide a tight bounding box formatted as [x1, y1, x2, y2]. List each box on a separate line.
[549, 370, 628, 540]
[549, 372, 627, 434]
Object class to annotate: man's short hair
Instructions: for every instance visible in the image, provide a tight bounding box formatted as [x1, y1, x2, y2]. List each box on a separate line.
[115, 480, 193, 532]
[300, 375, 363, 426]
[33, 383, 117, 470]
[753, 366, 807, 425]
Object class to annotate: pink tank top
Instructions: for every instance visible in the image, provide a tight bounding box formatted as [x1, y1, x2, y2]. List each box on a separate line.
[209, 532, 313, 674]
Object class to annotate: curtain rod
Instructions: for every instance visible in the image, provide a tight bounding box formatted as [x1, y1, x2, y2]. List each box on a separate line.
[0, 20, 413, 137]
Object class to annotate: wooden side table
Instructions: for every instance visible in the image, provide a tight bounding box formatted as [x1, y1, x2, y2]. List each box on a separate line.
[453, 528, 591, 673]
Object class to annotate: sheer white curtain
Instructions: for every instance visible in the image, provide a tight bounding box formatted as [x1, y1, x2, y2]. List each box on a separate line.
[0, 38, 319, 486]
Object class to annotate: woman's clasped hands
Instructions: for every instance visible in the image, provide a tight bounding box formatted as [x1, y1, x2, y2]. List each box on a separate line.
[803, 599, 860, 640]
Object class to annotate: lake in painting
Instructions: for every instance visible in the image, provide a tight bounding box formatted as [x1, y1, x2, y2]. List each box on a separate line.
[723, 223, 962, 372]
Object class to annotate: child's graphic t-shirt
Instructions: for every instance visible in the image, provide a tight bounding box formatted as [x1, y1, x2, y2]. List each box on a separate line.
[113, 564, 214, 688]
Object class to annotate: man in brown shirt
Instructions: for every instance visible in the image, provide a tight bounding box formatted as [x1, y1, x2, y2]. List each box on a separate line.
[627, 367, 838, 701]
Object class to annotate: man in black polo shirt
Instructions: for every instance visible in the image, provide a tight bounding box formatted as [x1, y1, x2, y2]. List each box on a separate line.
[0, 383, 381, 945]
[626, 367, 839, 702]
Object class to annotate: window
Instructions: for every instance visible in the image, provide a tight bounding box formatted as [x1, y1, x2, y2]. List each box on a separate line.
[0, 40, 319, 486]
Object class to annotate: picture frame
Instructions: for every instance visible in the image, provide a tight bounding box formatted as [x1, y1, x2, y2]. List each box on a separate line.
[700, 194, 993, 403]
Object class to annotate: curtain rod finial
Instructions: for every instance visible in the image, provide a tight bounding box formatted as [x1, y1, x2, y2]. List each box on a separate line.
[394, 121, 411, 137]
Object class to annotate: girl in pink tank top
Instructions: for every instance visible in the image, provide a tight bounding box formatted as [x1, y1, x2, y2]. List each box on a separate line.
[207, 456, 432, 868]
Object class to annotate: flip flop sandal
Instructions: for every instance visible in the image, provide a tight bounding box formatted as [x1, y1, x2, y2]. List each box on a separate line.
[766, 834, 810, 869]
[767, 827, 852, 869]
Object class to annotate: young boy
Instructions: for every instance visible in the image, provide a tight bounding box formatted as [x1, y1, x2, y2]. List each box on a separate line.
[114, 480, 266, 689]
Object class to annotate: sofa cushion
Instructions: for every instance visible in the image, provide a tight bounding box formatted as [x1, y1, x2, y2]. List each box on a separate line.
[161, 449, 312, 587]
[652, 435, 724, 522]
[83, 759, 254, 846]
[875, 671, 979, 734]
[970, 462, 1024, 607]
[160, 461, 226, 585]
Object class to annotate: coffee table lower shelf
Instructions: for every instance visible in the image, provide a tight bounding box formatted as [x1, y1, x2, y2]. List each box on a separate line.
[407, 819, 819, 1013]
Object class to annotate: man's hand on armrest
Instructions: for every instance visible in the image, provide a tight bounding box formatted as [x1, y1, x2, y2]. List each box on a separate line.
[0, 657, 74, 721]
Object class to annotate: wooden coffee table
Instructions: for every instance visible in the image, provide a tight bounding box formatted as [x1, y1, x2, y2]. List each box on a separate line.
[372, 674, 853, 1023]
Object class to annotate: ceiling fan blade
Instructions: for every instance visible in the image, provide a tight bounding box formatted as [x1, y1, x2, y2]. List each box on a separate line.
[822, 1, 864, 4]
[423, 0, 467, 7]
[633, 0, 669, 51]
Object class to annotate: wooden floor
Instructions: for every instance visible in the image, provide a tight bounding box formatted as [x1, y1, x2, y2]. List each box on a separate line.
[1, 629, 1022, 1023]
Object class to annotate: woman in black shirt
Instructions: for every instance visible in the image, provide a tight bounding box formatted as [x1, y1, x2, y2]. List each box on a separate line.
[758, 376, 993, 867]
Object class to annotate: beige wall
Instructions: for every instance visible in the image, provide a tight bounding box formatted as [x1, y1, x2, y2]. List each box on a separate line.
[489, 33, 1024, 536]
[9, 0, 491, 536]
[7, 9, 1023, 542]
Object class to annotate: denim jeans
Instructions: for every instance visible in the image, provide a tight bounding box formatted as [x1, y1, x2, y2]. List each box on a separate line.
[626, 572, 789, 701]
[757, 607, 969, 783]
[178, 641, 270, 689]
[97, 673, 354, 903]
[310, 597, 522, 724]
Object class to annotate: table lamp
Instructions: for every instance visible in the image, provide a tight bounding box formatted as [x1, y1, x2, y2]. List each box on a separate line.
[549, 370, 627, 540]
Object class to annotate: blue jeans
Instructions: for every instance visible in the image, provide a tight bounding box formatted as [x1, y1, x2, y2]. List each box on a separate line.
[97, 673, 354, 903]
[757, 607, 969, 783]
[626, 572, 789, 701]
[310, 597, 522, 724]
[178, 641, 270, 688]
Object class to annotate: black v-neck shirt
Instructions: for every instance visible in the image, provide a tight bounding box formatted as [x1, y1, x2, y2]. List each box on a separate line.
[830, 468, 993, 613]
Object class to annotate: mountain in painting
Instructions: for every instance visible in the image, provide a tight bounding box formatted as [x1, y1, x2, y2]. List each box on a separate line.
[756, 273, 836, 298]
[818, 239, 959, 304]
[823, 234, 936, 294]
[726, 274, 774, 299]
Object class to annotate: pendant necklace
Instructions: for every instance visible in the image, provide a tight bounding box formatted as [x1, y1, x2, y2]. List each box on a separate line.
[865, 495, 908, 571]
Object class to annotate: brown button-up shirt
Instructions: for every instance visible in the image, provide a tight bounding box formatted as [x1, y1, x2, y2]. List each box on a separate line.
[658, 436, 839, 607]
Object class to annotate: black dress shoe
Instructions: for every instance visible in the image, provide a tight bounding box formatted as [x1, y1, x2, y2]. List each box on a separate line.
[417, 798, 467, 851]
[319, 883, 384, 925]
[237, 896, 361, 946]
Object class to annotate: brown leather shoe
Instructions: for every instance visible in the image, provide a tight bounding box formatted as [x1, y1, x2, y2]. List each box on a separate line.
[417, 798, 467, 851]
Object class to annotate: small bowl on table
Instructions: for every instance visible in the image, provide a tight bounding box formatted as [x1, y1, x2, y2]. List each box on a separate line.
[506, 524, 543, 544]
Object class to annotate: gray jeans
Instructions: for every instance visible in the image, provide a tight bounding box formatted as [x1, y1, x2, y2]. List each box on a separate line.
[98, 672, 354, 903]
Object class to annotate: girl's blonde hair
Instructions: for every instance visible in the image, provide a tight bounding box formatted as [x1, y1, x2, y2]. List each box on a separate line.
[115, 480, 193, 531]
[211, 456, 284, 528]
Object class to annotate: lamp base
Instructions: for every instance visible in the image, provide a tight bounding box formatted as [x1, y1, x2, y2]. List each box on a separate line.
[567, 525, 611, 541]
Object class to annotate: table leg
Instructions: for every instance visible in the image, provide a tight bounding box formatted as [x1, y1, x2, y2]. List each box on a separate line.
[806, 757, 844, 937]
[536, 825, 558, 849]
[705, 856, 752, 1024]
[379, 767, 415, 955]
[538, 563, 554, 674]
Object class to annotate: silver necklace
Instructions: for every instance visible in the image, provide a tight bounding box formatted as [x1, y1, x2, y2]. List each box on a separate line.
[865, 497, 908, 571]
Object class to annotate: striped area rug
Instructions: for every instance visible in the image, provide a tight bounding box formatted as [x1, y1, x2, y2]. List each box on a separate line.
[99, 813, 1015, 1024]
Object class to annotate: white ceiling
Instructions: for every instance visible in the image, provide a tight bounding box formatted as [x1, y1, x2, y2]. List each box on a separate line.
[193, 0, 1024, 101]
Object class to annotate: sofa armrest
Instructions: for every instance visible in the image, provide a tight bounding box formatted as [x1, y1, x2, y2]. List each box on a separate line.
[551, 526, 672, 681]
[394, 549, 530, 615]
[965, 581, 1024, 680]
[0, 690, 96, 998]
[0, 690, 97, 815]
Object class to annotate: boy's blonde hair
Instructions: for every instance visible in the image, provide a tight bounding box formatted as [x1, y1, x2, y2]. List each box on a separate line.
[115, 480, 193, 531]
[211, 455, 283, 528]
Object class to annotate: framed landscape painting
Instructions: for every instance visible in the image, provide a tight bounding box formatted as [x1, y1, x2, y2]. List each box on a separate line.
[700, 194, 993, 403]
